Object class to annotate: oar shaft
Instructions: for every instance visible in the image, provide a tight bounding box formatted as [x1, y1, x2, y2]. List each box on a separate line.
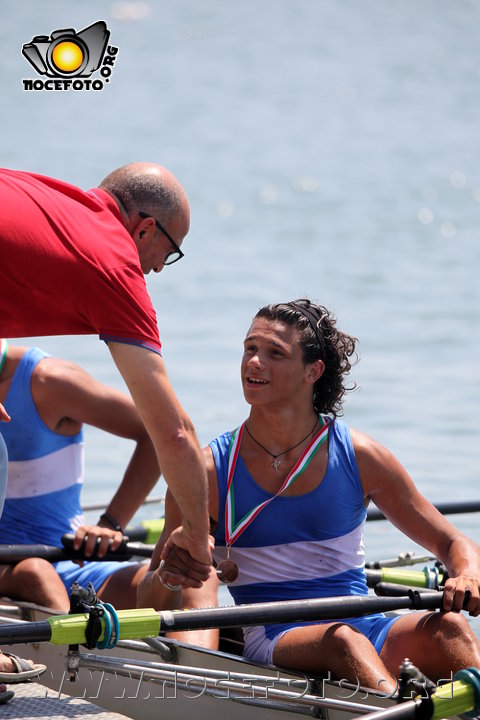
[0, 544, 71, 563]
[61, 534, 154, 559]
[366, 554, 435, 569]
[367, 499, 480, 522]
[374, 583, 440, 597]
[0, 592, 443, 646]
[159, 591, 444, 633]
[0, 621, 52, 645]
[0, 538, 155, 565]
[366, 568, 444, 589]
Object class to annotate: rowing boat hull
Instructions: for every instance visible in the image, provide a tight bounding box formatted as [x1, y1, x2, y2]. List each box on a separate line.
[0, 598, 454, 720]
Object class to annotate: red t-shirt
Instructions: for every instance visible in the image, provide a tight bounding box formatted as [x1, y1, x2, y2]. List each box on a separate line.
[0, 168, 161, 353]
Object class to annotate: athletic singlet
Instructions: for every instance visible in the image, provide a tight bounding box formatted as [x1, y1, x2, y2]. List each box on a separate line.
[0, 347, 136, 592]
[0, 347, 85, 544]
[210, 420, 401, 661]
[211, 419, 368, 610]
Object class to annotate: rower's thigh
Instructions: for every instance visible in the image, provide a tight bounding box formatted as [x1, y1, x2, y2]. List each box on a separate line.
[380, 610, 480, 680]
[97, 562, 149, 609]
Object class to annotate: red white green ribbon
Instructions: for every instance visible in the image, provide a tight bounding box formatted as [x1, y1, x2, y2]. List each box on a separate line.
[0, 339, 8, 375]
[225, 416, 329, 549]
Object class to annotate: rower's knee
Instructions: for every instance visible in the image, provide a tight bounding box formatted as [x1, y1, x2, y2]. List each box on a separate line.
[327, 623, 369, 659]
[325, 624, 396, 693]
[15, 557, 60, 588]
[428, 611, 480, 665]
[431, 611, 472, 641]
[12, 558, 69, 610]
[15, 557, 50, 578]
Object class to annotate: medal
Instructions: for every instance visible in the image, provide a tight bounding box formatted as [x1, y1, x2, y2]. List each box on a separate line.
[216, 558, 239, 583]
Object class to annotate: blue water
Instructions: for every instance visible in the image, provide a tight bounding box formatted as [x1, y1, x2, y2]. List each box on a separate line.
[2, 1, 480, 623]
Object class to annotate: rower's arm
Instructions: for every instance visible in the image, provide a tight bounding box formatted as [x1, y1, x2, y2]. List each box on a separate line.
[31, 356, 161, 557]
[32, 358, 161, 526]
[108, 342, 211, 565]
[353, 427, 480, 615]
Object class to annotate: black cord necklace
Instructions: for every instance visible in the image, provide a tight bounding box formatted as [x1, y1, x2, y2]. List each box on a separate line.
[244, 418, 319, 472]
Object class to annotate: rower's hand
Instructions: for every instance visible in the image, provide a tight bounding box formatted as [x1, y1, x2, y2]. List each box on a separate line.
[160, 527, 213, 588]
[73, 524, 123, 558]
[443, 574, 480, 616]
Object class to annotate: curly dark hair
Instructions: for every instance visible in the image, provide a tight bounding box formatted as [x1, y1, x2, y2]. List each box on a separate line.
[254, 299, 358, 418]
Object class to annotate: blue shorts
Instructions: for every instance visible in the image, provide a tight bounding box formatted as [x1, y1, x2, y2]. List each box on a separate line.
[54, 559, 139, 595]
[243, 613, 402, 665]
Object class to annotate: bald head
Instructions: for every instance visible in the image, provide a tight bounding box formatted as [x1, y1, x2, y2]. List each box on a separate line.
[99, 162, 190, 236]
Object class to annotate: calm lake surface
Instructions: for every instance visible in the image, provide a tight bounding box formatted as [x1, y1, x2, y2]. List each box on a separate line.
[1, 1, 480, 622]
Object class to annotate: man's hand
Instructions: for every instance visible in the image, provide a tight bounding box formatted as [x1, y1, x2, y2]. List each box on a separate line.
[73, 524, 123, 558]
[170, 521, 213, 566]
[159, 527, 214, 588]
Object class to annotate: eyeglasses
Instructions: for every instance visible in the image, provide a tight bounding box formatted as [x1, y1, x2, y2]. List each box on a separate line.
[138, 211, 184, 265]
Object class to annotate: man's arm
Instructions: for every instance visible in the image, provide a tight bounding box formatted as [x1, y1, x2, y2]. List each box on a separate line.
[138, 489, 219, 648]
[32, 356, 161, 556]
[137, 489, 214, 605]
[156, 446, 219, 591]
[108, 342, 211, 564]
[354, 428, 480, 615]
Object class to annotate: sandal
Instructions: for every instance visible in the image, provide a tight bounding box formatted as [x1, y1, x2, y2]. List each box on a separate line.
[0, 652, 46, 683]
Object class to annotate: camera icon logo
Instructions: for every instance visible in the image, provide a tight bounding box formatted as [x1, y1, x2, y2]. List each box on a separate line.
[22, 21, 110, 78]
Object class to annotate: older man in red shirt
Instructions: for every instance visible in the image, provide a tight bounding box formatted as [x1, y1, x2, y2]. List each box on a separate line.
[0, 162, 211, 569]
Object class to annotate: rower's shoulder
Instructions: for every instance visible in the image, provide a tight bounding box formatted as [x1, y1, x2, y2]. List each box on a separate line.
[202, 444, 216, 471]
[349, 426, 395, 466]
[32, 357, 98, 403]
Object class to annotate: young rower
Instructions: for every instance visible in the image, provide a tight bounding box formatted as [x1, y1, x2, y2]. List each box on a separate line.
[0, 343, 218, 650]
[146, 299, 480, 692]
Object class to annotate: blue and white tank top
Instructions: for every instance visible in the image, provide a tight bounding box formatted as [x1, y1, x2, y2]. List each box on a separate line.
[0, 347, 85, 545]
[211, 419, 368, 606]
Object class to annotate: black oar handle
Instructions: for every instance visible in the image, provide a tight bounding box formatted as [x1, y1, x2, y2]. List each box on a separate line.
[0, 620, 52, 645]
[160, 590, 445, 633]
[0, 538, 155, 565]
[374, 582, 440, 597]
[0, 544, 71, 564]
[61, 534, 154, 559]
[124, 526, 148, 543]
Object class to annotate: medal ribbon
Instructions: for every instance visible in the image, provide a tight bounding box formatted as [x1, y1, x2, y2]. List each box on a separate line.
[0, 339, 8, 375]
[225, 416, 329, 549]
